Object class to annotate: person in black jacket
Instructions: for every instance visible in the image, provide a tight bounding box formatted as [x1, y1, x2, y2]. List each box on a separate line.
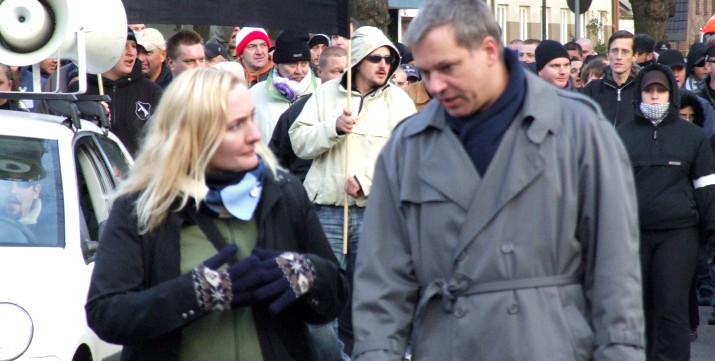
[70, 28, 163, 156]
[85, 67, 349, 361]
[617, 63, 715, 361]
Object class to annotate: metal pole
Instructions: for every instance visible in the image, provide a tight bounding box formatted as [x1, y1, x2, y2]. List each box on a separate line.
[575, 1, 581, 40]
[542, 0, 546, 39]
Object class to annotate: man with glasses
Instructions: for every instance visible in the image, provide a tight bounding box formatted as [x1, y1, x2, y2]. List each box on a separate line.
[166, 30, 206, 80]
[582, 30, 638, 126]
[289, 26, 416, 354]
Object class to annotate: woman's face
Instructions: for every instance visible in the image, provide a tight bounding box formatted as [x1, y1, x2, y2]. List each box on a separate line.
[641, 83, 669, 105]
[679, 105, 695, 122]
[207, 84, 261, 173]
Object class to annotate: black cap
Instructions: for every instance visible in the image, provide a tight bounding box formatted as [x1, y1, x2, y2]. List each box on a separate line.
[127, 27, 136, 42]
[535, 40, 570, 72]
[634, 34, 655, 54]
[657, 49, 686, 69]
[204, 39, 228, 60]
[687, 43, 707, 69]
[0, 138, 47, 182]
[272, 31, 311, 64]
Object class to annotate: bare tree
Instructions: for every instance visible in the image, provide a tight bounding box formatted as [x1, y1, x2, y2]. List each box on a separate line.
[631, 0, 675, 40]
[352, 0, 390, 33]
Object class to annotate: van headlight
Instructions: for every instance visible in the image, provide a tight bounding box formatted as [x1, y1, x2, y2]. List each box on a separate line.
[0, 303, 33, 361]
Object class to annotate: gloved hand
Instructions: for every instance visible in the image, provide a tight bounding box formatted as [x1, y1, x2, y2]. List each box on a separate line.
[193, 245, 262, 311]
[251, 248, 317, 315]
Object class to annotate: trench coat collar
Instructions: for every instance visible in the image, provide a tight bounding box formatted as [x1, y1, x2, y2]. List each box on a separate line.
[407, 72, 562, 255]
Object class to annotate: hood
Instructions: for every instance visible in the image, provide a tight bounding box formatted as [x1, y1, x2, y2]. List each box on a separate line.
[632, 63, 680, 121]
[343, 26, 401, 84]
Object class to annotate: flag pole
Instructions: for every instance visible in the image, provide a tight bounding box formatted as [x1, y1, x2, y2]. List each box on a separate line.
[343, 38, 352, 255]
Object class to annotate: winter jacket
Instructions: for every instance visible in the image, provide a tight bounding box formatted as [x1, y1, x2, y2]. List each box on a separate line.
[352, 70, 645, 361]
[75, 61, 163, 156]
[85, 170, 349, 361]
[581, 65, 638, 126]
[617, 64, 715, 235]
[268, 95, 313, 182]
[289, 26, 417, 206]
[251, 69, 319, 141]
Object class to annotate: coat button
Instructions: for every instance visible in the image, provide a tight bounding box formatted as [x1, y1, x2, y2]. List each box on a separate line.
[507, 303, 519, 314]
[181, 312, 188, 319]
[188, 310, 195, 316]
[454, 307, 465, 318]
[501, 243, 514, 254]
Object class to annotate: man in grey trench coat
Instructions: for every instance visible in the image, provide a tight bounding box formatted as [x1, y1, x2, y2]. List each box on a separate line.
[351, 0, 646, 360]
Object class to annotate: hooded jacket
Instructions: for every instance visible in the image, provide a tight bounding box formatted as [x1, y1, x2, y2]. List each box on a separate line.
[617, 63, 715, 234]
[75, 60, 163, 156]
[289, 26, 416, 206]
[581, 65, 639, 126]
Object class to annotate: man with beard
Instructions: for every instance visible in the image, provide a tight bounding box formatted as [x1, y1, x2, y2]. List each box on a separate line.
[1, 180, 41, 225]
[289, 26, 416, 354]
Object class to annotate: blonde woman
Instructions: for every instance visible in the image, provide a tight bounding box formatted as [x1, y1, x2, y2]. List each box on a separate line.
[86, 67, 348, 361]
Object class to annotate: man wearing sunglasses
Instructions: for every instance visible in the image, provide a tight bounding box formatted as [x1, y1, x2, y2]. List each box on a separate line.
[289, 25, 416, 354]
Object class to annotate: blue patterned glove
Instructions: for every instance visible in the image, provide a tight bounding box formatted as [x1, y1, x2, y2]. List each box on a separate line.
[251, 248, 316, 315]
[192, 245, 262, 311]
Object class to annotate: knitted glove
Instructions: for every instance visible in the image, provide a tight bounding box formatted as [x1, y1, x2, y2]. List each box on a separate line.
[251, 248, 316, 315]
[192, 245, 261, 312]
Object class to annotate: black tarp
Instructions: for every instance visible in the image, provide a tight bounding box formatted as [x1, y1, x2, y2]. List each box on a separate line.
[122, 0, 351, 37]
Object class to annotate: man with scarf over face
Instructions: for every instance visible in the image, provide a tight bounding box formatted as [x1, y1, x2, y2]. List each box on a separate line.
[350, 1, 645, 360]
[250, 31, 320, 142]
[617, 64, 715, 361]
[289, 26, 416, 353]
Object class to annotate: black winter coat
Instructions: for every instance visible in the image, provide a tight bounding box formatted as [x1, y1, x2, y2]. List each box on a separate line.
[85, 170, 349, 361]
[617, 64, 715, 235]
[581, 66, 638, 126]
[76, 61, 163, 156]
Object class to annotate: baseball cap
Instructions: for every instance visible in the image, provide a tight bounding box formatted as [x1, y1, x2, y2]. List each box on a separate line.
[641, 70, 670, 92]
[204, 39, 228, 60]
[401, 64, 421, 81]
[136, 28, 166, 52]
[657, 49, 685, 69]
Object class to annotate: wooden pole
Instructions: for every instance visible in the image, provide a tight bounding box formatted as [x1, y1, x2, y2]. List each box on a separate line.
[343, 38, 352, 255]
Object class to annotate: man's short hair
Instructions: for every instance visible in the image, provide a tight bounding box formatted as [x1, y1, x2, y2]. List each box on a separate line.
[607, 30, 635, 52]
[523, 38, 541, 46]
[166, 30, 204, 60]
[318, 46, 348, 69]
[405, 0, 502, 53]
[564, 42, 583, 57]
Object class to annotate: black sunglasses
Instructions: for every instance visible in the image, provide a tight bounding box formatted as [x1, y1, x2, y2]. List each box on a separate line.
[364, 55, 395, 64]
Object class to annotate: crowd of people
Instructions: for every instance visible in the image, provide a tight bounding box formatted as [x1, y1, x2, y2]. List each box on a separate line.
[4, 0, 715, 360]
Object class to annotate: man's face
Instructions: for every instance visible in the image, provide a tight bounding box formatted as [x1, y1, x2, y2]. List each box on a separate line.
[138, 47, 166, 79]
[105, 40, 137, 80]
[310, 44, 327, 66]
[607, 38, 634, 76]
[391, 68, 407, 89]
[538, 57, 571, 88]
[355, 47, 393, 91]
[168, 43, 206, 76]
[570, 60, 583, 89]
[239, 39, 269, 71]
[207, 55, 228, 66]
[567, 50, 580, 61]
[317, 55, 347, 83]
[275, 61, 310, 82]
[129, 24, 146, 33]
[229, 27, 241, 56]
[693, 60, 708, 81]
[671, 65, 686, 88]
[580, 42, 594, 59]
[413, 24, 501, 118]
[519, 43, 537, 63]
[634, 52, 652, 64]
[0, 180, 40, 223]
[39, 59, 58, 76]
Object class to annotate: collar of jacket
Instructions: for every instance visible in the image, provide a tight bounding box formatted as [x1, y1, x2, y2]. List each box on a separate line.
[602, 64, 638, 89]
[264, 68, 318, 102]
[403, 61, 560, 145]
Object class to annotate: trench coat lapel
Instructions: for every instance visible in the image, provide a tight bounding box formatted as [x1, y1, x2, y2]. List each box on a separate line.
[453, 73, 560, 258]
[414, 101, 479, 210]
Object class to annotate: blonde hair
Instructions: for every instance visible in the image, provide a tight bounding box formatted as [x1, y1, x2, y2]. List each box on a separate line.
[113, 67, 278, 234]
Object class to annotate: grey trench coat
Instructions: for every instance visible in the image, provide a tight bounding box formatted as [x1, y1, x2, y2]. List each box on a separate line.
[352, 72, 645, 361]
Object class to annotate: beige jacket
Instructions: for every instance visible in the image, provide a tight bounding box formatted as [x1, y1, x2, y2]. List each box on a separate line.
[289, 26, 416, 206]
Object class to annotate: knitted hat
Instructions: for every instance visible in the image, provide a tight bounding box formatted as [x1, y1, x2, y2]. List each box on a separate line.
[234, 27, 271, 57]
[641, 70, 670, 91]
[535, 40, 570, 72]
[272, 31, 311, 64]
[127, 27, 136, 43]
[136, 28, 166, 51]
[308, 34, 330, 49]
[657, 49, 685, 69]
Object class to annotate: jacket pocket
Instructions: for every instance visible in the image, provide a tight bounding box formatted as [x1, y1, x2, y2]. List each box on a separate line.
[563, 300, 594, 361]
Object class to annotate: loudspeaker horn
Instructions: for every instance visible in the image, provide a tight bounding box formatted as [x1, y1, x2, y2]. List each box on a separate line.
[0, 0, 127, 75]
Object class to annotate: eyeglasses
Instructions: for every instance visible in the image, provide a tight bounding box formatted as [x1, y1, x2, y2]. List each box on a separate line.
[364, 55, 395, 64]
[608, 48, 632, 57]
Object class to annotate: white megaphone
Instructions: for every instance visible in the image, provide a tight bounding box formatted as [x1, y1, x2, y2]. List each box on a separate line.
[0, 0, 127, 93]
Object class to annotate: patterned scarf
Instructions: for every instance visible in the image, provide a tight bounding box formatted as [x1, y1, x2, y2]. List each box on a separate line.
[640, 102, 670, 126]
